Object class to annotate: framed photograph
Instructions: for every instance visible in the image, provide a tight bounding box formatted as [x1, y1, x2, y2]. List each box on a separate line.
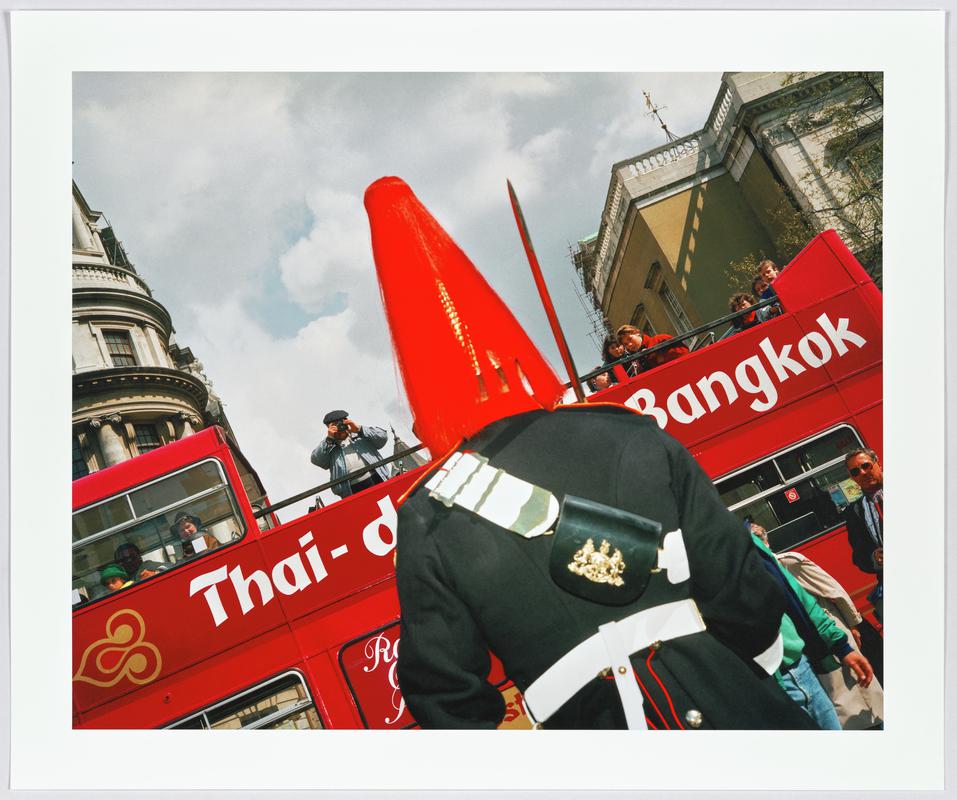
[6, 6, 947, 795]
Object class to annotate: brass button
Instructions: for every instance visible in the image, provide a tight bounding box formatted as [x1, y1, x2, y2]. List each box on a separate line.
[685, 709, 703, 729]
[598, 667, 612, 679]
[618, 666, 628, 675]
[649, 640, 662, 651]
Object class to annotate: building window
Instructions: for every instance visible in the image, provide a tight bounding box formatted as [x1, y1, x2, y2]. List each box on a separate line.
[103, 330, 137, 367]
[628, 304, 657, 336]
[644, 261, 662, 290]
[133, 424, 161, 454]
[846, 135, 882, 191]
[659, 283, 693, 334]
[72, 435, 89, 480]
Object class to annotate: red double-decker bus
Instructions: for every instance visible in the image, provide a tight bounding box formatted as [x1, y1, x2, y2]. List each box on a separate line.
[72, 229, 881, 730]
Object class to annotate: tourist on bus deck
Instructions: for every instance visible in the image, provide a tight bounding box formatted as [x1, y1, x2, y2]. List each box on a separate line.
[114, 542, 144, 579]
[587, 368, 613, 394]
[758, 258, 781, 289]
[750, 276, 782, 321]
[114, 542, 170, 581]
[169, 512, 220, 557]
[842, 448, 884, 623]
[310, 411, 390, 498]
[616, 323, 688, 376]
[100, 564, 132, 593]
[729, 293, 763, 333]
[365, 175, 820, 731]
[599, 335, 627, 384]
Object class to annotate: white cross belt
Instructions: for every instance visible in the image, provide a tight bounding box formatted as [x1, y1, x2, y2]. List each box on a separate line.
[523, 598, 707, 728]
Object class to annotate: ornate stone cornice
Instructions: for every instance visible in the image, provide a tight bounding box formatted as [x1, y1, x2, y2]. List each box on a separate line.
[73, 366, 209, 407]
[71, 287, 173, 335]
[86, 413, 122, 429]
[174, 410, 203, 427]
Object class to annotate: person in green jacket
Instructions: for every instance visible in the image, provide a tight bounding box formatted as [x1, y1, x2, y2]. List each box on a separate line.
[750, 525, 874, 730]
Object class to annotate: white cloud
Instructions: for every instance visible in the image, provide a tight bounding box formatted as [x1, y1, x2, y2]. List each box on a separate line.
[73, 71, 726, 515]
[74, 74, 321, 304]
[278, 188, 373, 315]
[589, 110, 652, 177]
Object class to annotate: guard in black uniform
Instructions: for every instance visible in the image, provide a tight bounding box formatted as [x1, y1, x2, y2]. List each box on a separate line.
[396, 407, 815, 729]
[364, 176, 815, 730]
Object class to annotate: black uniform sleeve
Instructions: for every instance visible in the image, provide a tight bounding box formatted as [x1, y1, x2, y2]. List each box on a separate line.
[659, 432, 787, 662]
[395, 501, 505, 729]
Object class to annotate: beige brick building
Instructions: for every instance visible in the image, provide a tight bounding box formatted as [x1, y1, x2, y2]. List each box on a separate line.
[576, 72, 883, 339]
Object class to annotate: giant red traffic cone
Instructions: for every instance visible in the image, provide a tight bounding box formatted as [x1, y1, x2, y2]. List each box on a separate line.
[365, 176, 563, 455]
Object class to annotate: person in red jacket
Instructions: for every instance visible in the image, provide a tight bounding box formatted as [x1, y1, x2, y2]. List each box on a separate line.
[729, 292, 763, 333]
[616, 323, 689, 376]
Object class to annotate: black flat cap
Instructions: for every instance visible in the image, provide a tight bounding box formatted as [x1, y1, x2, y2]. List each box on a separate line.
[323, 409, 349, 425]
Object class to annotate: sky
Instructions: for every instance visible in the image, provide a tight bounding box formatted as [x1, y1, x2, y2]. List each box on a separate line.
[73, 71, 722, 517]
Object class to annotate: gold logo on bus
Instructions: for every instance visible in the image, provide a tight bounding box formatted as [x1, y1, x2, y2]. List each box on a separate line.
[73, 609, 162, 688]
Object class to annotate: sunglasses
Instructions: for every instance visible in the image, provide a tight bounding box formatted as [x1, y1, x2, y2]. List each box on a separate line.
[849, 462, 874, 477]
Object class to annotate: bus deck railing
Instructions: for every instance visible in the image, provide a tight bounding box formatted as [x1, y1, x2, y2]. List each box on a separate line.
[575, 296, 781, 388]
[254, 444, 427, 519]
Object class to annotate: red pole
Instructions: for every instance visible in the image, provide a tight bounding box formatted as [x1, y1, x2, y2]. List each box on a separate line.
[506, 180, 586, 403]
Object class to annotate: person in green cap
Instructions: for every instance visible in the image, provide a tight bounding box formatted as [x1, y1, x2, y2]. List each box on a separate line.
[100, 564, 132, 593]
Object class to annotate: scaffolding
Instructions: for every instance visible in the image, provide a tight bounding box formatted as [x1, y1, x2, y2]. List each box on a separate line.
[568, 240, 610, 354]
[98, 216, 136, 271]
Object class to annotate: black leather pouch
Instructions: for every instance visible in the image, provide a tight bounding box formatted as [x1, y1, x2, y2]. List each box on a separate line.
[548, 494, 662, 605]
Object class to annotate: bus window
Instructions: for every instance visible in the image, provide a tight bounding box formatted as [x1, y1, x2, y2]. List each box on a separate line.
[167, 672, 324, 730]
[72, 495, 133, 542]
[71, 459, 246, 606]
[715, 426, 866, 552]
[128, 461, 224, 515]
[717, 462, 779, 508]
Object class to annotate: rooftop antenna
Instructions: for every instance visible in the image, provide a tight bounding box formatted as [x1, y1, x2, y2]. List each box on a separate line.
[644, 90, 680, 143]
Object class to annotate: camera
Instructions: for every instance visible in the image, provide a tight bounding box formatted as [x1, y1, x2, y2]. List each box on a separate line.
[335, 421, 349, 433]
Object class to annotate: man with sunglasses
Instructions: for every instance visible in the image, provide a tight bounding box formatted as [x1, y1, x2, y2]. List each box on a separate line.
[843, 448, 884, 622]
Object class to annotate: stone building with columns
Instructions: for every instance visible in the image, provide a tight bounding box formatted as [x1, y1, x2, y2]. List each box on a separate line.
[72, 182, 235, 478]
[575, 71, 883, 340]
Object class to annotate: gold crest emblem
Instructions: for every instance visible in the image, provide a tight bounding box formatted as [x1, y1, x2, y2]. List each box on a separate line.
[567, 538, 626, 586]
[73, 609, 162, 688]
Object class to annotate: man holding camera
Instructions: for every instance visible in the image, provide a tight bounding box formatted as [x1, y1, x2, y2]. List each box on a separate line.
[310, 410, 390, 498]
